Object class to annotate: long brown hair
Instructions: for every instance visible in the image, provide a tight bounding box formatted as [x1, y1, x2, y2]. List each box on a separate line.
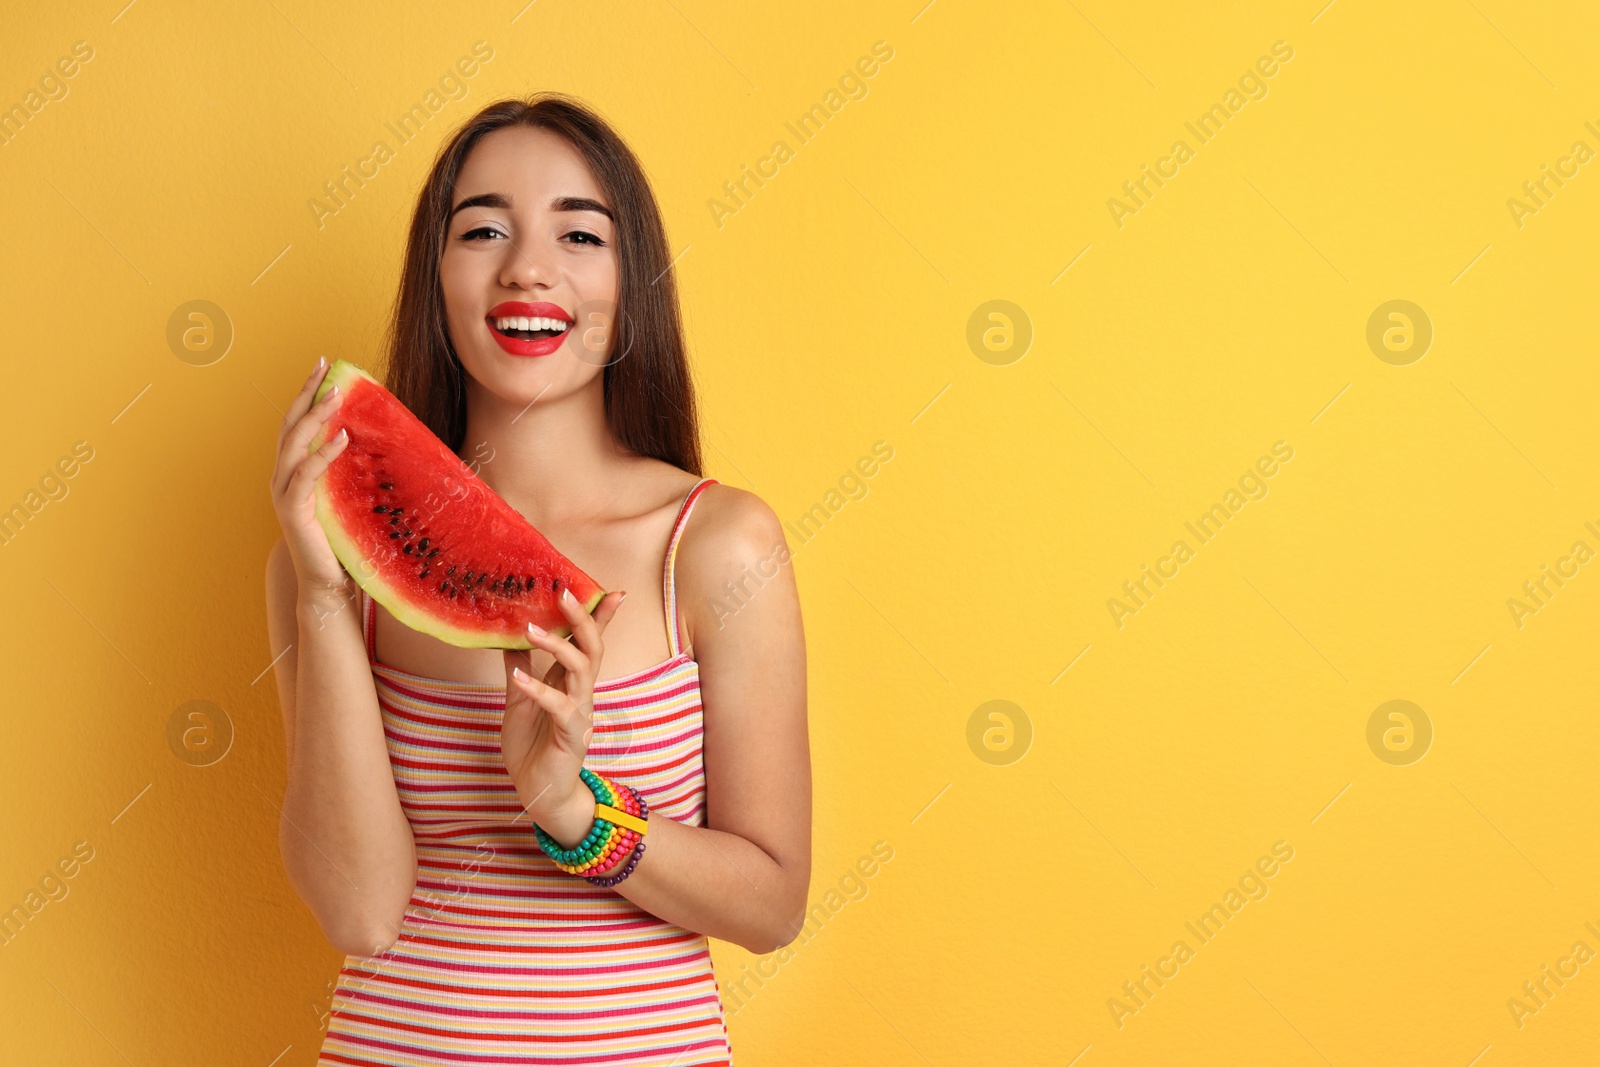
[381, 92, 702, 475]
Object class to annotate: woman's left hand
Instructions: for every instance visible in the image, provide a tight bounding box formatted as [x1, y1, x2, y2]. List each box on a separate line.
[501, 587, 626, 833]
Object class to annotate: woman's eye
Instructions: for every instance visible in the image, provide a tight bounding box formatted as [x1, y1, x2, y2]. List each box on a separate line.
[459, 227, 604, 246]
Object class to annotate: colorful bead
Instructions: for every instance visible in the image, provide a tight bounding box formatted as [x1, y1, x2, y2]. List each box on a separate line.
[586, 840, 646, 887]
[531, 771, 650, 881]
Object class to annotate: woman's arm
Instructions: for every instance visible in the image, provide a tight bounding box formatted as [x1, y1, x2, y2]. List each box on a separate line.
[266, 539, 418, 957]
[598, 487, 811, 954]
[263, 364, 419, 958]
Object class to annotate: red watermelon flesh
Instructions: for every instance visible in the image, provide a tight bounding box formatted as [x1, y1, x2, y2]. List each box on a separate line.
[309, 360, 606, 649]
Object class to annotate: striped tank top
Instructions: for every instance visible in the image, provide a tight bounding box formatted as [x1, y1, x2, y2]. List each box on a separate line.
[318, 477, 733, 1067]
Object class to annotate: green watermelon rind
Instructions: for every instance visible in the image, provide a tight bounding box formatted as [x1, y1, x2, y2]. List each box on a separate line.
[308, 360, 605, 650]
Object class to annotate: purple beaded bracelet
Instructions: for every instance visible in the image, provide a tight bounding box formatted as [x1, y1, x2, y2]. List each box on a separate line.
[586, 840, 645, 887]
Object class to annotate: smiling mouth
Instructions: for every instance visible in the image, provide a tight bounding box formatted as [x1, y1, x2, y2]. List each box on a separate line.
[490, 315, 572, 341]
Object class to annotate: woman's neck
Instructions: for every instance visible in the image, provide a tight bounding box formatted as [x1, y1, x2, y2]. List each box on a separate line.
[458, 375, 627, 528]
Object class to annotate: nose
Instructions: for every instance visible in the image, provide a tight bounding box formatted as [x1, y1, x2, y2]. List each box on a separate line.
[498, 236, 557, 291]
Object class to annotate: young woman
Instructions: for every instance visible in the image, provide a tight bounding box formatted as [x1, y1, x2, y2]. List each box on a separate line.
[264, 93, 810, 1065]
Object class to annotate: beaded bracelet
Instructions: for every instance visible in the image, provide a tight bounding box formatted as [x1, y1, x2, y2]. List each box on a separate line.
[584, 787, 649, 886]
[581, 789, 651, 884]
[577, 784, 648, 887]
[586, 839, 646, 887]
[532, 767, 650, 886]
[533, 767, 646, 871]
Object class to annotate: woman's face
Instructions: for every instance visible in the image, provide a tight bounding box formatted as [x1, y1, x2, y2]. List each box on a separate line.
[440, 125, 620, 410]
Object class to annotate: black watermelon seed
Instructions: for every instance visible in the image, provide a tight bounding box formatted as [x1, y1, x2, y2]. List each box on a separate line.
[418, 538, 429, 551]
[439, 581, 449, 594]
[389, 507, 403, 515]
[447, 566, 456, 576]
[419, 568, 430, 578]
[379, 482, 394, 490]
[463, 571, 473, 583]
[403, 544, 413, 554]
[427, 548, 440, 558]
[372, 505, 387, 513]
[389, 517, 400, 526]
[552, 578, 562, 592]
[476, 574, 486, 585]
[389, 531, 401, 539]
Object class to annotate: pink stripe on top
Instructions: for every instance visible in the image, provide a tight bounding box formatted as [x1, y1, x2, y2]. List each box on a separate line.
[317, 478, 732, 1066]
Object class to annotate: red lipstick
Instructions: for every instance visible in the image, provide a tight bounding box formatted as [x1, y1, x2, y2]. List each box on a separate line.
[486, 301, 575, 357]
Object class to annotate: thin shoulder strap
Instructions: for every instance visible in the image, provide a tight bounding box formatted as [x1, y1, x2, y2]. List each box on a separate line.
[663, 478, 718, 657]
[361, 589, 376, 661]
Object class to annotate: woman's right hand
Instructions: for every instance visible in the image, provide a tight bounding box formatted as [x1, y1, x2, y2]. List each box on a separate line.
[270, 357, 351, 594]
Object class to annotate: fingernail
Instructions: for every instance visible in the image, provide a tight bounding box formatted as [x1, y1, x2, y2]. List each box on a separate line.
[527, 622, 546, 638]
[561, 587, 572, 602]
[335, 428, 348, 443]
[512, 666, 527, 682]
[617, 591, 628, 604]
[328, 384, 339, 396]
[312, 356, 324, 373]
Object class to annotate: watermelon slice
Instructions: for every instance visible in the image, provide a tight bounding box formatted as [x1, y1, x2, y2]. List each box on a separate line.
[307, 360, 607, 649]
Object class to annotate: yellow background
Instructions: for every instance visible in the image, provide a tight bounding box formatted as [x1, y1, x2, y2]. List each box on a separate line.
[2, 1, 1597, 1063]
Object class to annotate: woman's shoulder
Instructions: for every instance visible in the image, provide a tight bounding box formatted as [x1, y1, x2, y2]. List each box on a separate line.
[682, 479, 784, 553]
[627, 459, 788, 574]
[674, 477, 791, 607]
[632, 459, 777, 543]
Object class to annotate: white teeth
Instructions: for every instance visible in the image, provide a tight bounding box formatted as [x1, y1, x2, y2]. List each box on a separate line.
[494, 315, 569, 332]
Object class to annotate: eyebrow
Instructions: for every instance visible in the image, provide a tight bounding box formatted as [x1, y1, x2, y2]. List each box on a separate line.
[447, 193, 613, 222]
